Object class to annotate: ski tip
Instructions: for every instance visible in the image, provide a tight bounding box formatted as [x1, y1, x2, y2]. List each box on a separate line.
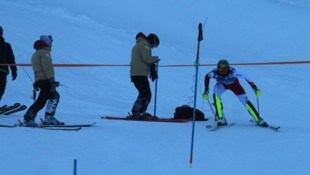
[206, 125, 212, 128]
[270, 126, 281, 131]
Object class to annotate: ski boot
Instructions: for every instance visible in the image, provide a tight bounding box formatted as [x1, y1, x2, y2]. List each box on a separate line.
[256, 118, 268, 127]
[23, 110, 38, 127]
[143, 113, 158, 120]
[22, 119, 39, 127]
[217, 117, 227, 126]
[129, 112, 157, 120]
[43, 115, 64, 125]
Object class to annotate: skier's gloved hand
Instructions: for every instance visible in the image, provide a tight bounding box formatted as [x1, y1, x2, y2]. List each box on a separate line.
[153, 56, 160, 63]
[33, 82, 39, 91]
[203, 89, 209, 100]
[12, 71, 17, 81]
[49, 77, 59, 93]
[149, 63, 158, 82]
[251, 84, 261, 96]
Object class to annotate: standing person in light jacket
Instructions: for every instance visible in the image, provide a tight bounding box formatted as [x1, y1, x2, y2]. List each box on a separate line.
[129, 32, 160, 120]
[23, 35, 64, 127]
[0, 26, 17, 101]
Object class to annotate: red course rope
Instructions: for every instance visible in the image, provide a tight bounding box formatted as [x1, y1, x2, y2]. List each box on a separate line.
[0, 60, 309, 67]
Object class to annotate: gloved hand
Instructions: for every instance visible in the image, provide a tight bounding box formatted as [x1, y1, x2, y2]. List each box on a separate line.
[49, 78, 59, 93]
[33, 82, 39, 91]
[203, 89, 209, 100]
[12, 71, 17, 81]
[49, 82, 59, 99]
[251, 84, 261, 96]
[149, 63, 158, 82]
[153, 56, 160, 63]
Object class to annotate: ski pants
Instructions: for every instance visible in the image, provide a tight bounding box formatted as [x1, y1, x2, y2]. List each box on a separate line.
[24, 80, 60, 121]
[0, 71, 7, 101]
[131, 76, 151, 114]
[213, 80, 261, 121]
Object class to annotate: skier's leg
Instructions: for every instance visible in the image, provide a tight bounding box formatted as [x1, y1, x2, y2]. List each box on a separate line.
[236, 94, 259, 120]
[24, 81, 50, 122]
[213, 83, 226, 124]
[23, 80, 50, 126]
[245, 100, 260, 121]
[142, 81, 151, 112]
[45, 91, 60, 116]
[235, 88, 268, 126]
[131, 76, 151, 114]
[44, 91, 62, 125]
[0, 72, 7, 101]
[213, 94, 223, 118]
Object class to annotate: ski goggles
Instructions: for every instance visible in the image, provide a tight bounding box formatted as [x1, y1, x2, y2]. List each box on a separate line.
[218, 65, 228, 71]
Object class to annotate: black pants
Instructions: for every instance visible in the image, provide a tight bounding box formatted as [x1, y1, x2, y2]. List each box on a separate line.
[0, 72, 7, 100]
[24, 80, 60, 121]
[131, 76, 151, 113]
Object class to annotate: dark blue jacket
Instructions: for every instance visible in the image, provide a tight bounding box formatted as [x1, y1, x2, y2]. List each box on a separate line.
[0, 36, 17, 74]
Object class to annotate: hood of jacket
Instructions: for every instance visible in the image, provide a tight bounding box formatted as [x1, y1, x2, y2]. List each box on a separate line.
[33, 40, 49, 50]
[135, 32, 152, 46]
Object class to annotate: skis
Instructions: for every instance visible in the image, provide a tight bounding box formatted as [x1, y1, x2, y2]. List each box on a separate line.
[102, 116, 190, 123]
[249, 120, 280, 131]
[0, 103, 27, 115]
[206, 122, 235, 131]
[42, 126, 82, 131]
[0, 121, 96, 131]
[41, 122, 96, 130]
[205, 120, 281, 132]
[0, 124, 18, 128]
[42, 122, 96, 128]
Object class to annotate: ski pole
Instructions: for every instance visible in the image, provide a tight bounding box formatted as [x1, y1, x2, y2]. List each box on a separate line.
[73, 159, 77, 175]
[207, 99, 217, 120]
[153, 63, 159, 117]
[21, 65, 38, 101]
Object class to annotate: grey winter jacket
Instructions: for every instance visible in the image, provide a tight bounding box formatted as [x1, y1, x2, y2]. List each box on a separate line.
[130, 35, 159, 77]
[32, 48, 55, 82]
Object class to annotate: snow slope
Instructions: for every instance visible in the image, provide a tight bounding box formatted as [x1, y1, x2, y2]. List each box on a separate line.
[0, 0, 310, 174]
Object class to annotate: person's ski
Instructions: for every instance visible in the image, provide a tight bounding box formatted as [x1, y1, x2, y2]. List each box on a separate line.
[249, 120, 280, 131]
[0, 123, 81, 131]
[42, 122, 96, 128]
[0, 124, 18, 128]
[2, 105, 27, 115]
[38, 118, 96, 127]
[206, 123, 235, 131]
[102, 116, 190, 123]
[267, 125, 281, 131]
[0, 103, 27, 115]
[0, 105, 7, 111]
[0, 103, 20, 114]
[42, 126, 82, 131]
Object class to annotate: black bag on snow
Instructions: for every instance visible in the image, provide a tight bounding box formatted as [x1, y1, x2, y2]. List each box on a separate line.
[173, 105, 206, 121]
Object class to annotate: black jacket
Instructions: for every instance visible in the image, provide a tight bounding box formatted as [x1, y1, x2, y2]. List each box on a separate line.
[0, 36, 17, 74]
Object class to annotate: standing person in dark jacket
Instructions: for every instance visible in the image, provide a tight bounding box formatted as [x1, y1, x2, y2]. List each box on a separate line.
[0, 26, 17, 101]
[129, 32, 160, 120]
[23, 35, 64, 127]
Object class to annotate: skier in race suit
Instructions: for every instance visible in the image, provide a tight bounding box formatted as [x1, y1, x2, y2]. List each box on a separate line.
[23, 35, 64, 127]
[129, 32, 160, 120]
[203, 59, 268, 127]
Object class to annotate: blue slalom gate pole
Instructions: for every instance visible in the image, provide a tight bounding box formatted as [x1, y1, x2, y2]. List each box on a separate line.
[73, 159, 77, 175]
[189, 21, 205, 166]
